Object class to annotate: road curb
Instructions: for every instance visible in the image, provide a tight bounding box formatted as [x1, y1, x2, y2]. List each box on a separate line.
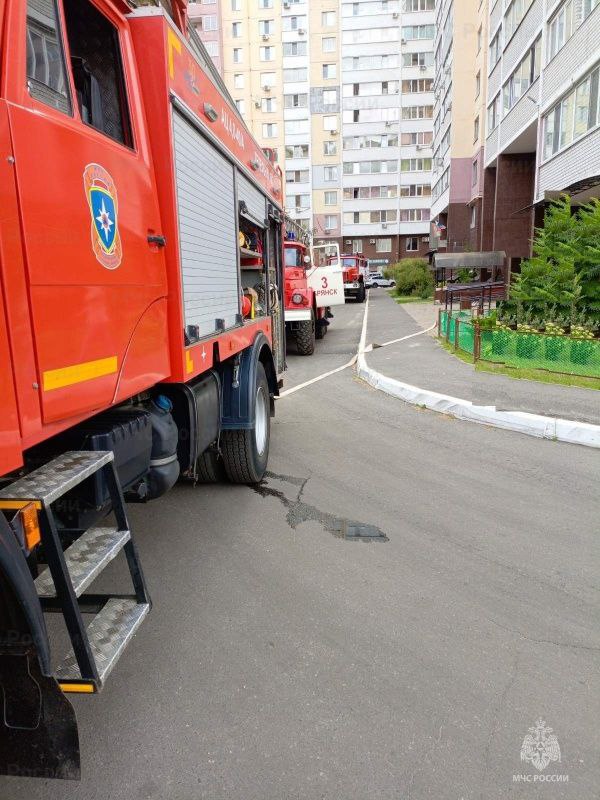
[357, 297, 600, 449]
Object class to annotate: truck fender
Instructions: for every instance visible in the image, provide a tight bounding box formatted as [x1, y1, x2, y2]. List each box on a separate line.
[219, 333, 278, 431]
[0, 514, 50, 675]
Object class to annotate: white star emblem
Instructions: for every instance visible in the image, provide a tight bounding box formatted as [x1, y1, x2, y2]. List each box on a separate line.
[96, 199, 114, 242]
[201, 347, 207, 360]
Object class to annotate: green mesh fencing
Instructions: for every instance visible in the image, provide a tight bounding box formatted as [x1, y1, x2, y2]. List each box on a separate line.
[480, 329, 600, 378]
[438, 312, 600, 377]
[457, 320, 475, 355]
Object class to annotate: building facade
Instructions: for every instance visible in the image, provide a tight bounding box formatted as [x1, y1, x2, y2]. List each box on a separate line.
[188, 0, 224, 73]
[483, 0, 600, 272]
[194, 0, 436, 265]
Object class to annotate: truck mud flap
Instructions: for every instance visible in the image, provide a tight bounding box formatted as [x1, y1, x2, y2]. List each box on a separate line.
[0, 648, 80, 780]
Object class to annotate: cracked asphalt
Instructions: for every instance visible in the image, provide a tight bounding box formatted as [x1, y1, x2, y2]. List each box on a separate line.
[3, 296, 599, 800]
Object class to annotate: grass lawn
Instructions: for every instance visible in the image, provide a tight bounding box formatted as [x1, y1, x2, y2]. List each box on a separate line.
[391, 294, 434, 304]
[438, 338, 600, 391]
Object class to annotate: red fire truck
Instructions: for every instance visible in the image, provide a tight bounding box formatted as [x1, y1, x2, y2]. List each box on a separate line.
[283, 217, 332, 356]
[336, 254, 368, 303]
[0, 0, 285, 779]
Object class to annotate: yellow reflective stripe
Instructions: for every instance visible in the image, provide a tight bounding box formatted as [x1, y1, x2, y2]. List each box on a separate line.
[59, 682, 96, 694]
[168, 27, 182, 79]
[0, 499, 42, 510]
[43, 356, 118, 391]
[185, 350, 194, 374]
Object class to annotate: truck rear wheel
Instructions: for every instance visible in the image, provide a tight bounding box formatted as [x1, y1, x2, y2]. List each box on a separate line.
[295, 312, 315, 356]
[221, 362, 270, 484]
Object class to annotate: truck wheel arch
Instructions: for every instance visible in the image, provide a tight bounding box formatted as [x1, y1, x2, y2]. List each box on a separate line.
[219, 333, 278, 430]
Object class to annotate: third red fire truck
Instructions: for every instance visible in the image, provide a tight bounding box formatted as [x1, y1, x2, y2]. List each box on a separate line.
[0, 0, 288, 779]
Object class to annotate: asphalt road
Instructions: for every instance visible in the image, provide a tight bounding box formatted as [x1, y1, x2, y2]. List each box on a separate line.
[4, 295, 599, 800]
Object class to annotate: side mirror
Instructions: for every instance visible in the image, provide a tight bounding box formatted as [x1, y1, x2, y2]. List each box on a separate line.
[303, 255, 311, 265]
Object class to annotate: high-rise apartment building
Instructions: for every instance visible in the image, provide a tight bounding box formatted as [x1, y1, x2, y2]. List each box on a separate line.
[192, 0, 435, 263]
[431, 0, 600, 273]
[430, 0, 480, 252]
[188, 0, 224, 72]
[483, 0, 600, 272]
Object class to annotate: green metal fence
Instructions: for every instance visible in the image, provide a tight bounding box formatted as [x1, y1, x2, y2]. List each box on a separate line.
[439, 310, 600, 378]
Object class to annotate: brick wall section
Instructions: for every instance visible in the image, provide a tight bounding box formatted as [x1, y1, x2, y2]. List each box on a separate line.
[480, 166, 496, 252]
[492, 154, 535, 260]
[446, 203, 472, 252]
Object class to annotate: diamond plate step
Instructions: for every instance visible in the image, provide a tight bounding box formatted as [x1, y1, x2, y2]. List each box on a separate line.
[0, 451, 113, 505]
[35, 526, 131, 599]
[55, 598, 149, 684]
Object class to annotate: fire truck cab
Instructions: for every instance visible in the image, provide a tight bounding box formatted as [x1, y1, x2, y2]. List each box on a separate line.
[0, 0, 285, 779]
[336, 254, 369, 303]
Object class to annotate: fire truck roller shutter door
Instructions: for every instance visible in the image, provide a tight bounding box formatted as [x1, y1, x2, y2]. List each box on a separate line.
[172, 110, 239, 340]
[237, 171, 267, 227]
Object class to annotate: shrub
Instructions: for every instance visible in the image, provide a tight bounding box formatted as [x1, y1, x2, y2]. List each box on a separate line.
[384, 258, 433, 299]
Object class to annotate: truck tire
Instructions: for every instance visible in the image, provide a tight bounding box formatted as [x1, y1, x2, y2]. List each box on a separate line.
[221, 362, 270, 484]
[196, 448, 226, 483]
[356, 283, 366, 303]
[295, 312, 315, 356]
[315, 315, 326, 340]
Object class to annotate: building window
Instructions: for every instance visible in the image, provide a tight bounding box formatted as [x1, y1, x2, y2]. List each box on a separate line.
[203, 14, 218, 31]
[323, 114, 338, 131]
[261, 97, 277, 112]
[235, 99, 245, 114]
[284, 119, 309, 135]
[322, 89, 337, 107]
[322, 37, 336, 53]
[283, 67, 307, 82]
[475, 71, 481, 99]
[234, 73, 244, 89]
[283, 41, 307, 56]
[543, 65, 600, 160]
[283, 15, 307, 31]
[286, 169, 309, 183]
[473, 115, 480, 142]
[470, 205, 477, 229]
[232, 21, 241, 37]
[324, 191, 337, 205]
[503, 37, 541, 113]
[324, 166, 338, 181]
[259, 19, 274, 35]
[284, 93, 307, 108]
[25, 0, 71, 114]
[261, 71, 276, 87]
[204, 40, 219, 57]
[472, 159, 478, 186]
[352, 240, 363, 254]
[504, 0, 534, 43]
[233, 47, 243, 63]
[324, 214, 338, 231]
[547, 1, 574, 60]
[487, 93, 500, 131]
[231, 0, 241, 9]
[323, 63, 337, 80]
[405, 237, 419, 252]
[262, 122, 277, 138]
[260, 46, 274, 61]
[489, 30, 502, 71]
[258, 0, 273, 7]
[285, 144, 309, 159]
[376, 238, 391, 253]
[323, 140, 337, 155]
[321, 11, 336, 26]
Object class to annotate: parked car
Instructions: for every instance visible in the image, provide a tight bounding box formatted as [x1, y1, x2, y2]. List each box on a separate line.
[367, 273, 396, 288]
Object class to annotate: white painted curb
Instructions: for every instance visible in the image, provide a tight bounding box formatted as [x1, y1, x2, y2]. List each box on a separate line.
[357, 295, 600, 448]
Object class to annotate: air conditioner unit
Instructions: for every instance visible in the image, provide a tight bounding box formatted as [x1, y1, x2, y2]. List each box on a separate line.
[381, 223, 388, 229]
[345, 239, 352, 244]
[263, 85, 271, 92]
[255, 100, 261, 108]
[262, 34, 270, 41]
[419, 65, 427, 72]
[330, 129, 338, 135]
[421, 236, 430, 243]
[401, 38, 407, 45]
[369, 239, 376, 244]
[436, 157, 444, 166]
[283, 0, 290, 7]
[392, 11, 399, 18]
[385, 121, 393, 127]
[416, 144, 425, 150]
[298, 28, 306, 35]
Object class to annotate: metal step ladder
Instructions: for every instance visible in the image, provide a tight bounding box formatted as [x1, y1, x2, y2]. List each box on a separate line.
[0, 451, 150, 693]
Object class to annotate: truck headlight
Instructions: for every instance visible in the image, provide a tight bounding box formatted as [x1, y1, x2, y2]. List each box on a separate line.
[291, 292, 304, 304]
